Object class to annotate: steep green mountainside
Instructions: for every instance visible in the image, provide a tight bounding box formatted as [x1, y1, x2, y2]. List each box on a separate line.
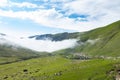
[0, 21, 120, 80]
[78, 20, 120, 57]
[54, 20, 120, 57]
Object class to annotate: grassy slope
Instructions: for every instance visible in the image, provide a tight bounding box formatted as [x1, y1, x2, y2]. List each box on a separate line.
[0, 44, 45, 64]
[0, 56, 119, 80]
[0, 45, 38, 57]
[79, 20, 120, 56]
[0, 21, 120, 80]
[54, 20, 120, 57]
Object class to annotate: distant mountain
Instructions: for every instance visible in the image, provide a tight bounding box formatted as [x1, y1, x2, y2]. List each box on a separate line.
[0, 33, 6, 39]
[54, 20, 120, 57]
[28, 32, 79, 41]
[0, 33, 6, 36]
[0, 20, 120, 62]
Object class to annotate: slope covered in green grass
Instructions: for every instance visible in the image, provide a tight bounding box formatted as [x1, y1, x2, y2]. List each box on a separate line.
[0, 56, 119, 80]
[54, 20, 120, 57]
[0, 44, 50, 64]
[0, 21, 120, 80]
[79, 20, 120, 57]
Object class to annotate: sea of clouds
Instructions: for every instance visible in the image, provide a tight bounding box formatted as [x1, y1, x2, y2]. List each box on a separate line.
[0, 35, 77, 52]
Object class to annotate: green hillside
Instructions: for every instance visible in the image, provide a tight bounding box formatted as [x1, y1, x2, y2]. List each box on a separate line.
[79, 20, 120, 56]
[0, 21, 120, 80]
[0, 44, 48, 64]
[54, 20, 120, 57]
[0, 56, 119, 80]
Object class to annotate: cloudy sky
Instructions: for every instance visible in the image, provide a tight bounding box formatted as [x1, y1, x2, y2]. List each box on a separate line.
[0, 0, 120, 37]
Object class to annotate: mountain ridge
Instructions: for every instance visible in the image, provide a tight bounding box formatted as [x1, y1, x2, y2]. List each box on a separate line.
[53, 20, 120, 57]
[28, 32, 79, 41]
[0, 20, 120, 61]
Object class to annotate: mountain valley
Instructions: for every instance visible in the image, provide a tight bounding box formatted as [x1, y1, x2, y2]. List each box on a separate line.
[0, 20, 120, 80]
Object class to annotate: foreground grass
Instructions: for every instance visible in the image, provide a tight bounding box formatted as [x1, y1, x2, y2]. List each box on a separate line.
[0, 56, 119, 80]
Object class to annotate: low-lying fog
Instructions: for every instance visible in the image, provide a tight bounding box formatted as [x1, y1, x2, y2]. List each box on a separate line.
[0, 35, 77, 52]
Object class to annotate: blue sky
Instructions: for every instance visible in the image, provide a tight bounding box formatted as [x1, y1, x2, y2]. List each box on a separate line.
[0, 16, 75, 36]
[0, 0, 120, 37]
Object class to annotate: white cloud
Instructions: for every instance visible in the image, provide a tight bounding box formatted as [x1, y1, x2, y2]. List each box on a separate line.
[0, 26, 44, 38]
[1, 35, 77, 52]
[0, 0, 39, 8]
[87, 39, 99, 45]
[18, 39, 77, 52]
[0, 0, 8, 7]
[49, 0, 72, 3]
[0, 0, 119, 52]
[63, 0, 120, 22]
[10, 2, 38, 8]
[0, 9, 101, 31]
[0, 0, 120, 32]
